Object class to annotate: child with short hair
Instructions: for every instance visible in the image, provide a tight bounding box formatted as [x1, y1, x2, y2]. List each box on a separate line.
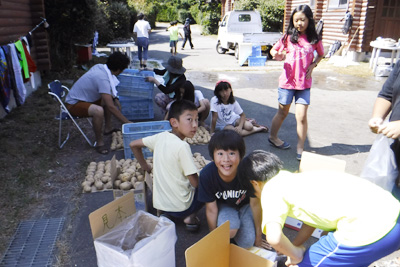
[238, 150, 400, 267]
[167, 21, 183, 55]
[198, 129, 264, 248]
[210, 80, 268, 136]
[130, 99, 203, 232]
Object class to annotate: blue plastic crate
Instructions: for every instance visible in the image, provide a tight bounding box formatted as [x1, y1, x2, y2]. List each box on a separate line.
[252, 45, 262, 57]
[119, 96, 154, 121]
[122, 121, 172, 159]
[248, 56, 267, 67]
[116, 69, 154, 99]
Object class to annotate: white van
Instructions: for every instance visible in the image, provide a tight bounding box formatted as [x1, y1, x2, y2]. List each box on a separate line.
[216, 10, 281, 61]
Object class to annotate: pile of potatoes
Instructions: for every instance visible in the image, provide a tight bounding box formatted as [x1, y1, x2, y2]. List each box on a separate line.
[110, 131, 123, 151]
[82, 161, 114, 193]
[184, 126, 211, 145]
[114, 158, 152, 191]
[192, 152, 212, 170]
[82, 152, 211, 193]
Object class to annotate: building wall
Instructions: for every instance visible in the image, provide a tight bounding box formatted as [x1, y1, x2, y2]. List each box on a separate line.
[0, 0, 49, 118]
[284, 0, 373, 53]
[0, 0, 50, 71]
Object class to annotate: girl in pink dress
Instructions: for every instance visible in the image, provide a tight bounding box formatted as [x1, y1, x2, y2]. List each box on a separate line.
[268, 4, 324, 161]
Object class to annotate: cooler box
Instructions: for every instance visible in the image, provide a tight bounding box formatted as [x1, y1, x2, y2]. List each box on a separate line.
[252, 45, 262, 57]
[122, 121, 172, 159]
[248, 56, 267, 67]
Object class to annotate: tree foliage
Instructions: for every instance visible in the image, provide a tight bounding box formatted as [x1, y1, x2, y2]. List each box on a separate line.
[234, 0, 284, 32]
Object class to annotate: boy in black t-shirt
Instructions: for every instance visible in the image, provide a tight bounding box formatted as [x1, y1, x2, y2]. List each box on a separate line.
[198, 129, 264, 248]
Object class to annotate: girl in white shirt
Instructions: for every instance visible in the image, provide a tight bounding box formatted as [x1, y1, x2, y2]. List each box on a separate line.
[210, 80, 268, 136]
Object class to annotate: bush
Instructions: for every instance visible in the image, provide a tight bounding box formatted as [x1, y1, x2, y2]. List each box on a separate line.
[233, 0, 284, 32]
[259, 0, 284, 32]
[108, 2, 133, 39]
[157, 5, 179, 22]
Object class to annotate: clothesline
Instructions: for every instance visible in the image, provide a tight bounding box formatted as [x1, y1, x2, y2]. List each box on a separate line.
[0, 32, 38, 114]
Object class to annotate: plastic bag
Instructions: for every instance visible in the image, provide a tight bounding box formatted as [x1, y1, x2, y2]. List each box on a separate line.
[361, 134, 398, 191]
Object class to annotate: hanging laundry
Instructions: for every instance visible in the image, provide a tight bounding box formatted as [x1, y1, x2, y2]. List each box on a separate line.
[8, 43, 27, 105]
[14, 40, 30, 79]
[0, 47, 11, 113]
[2, 45, 17, 100]
[21, 41, 37, 83]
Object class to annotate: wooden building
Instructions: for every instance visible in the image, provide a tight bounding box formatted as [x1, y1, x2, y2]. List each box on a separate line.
[284, 0, 400, 55]
[0, 0, 50, 117]
[0, 0, 50, 71]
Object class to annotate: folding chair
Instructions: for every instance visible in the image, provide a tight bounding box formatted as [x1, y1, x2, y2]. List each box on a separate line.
[48, 80, 95, 148]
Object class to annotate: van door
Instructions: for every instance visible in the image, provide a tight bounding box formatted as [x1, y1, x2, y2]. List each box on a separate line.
[218, 13, 230, 48]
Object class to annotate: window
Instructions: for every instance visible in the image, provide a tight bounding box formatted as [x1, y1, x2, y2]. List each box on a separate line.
[381, 0, 400, 18]
[238, 14, 251, 22]
[310, 0, 316, 9]
[329, 0, 348, 9]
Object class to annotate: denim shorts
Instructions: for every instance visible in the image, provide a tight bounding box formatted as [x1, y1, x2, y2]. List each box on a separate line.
[278, 87, 310, 105]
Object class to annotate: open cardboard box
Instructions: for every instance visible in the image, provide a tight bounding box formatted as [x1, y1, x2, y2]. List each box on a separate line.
[285, 152, 347, 238]
[89, 191, 176, 267]
[185, 221, 277, 267]
[84, 155, 148, 210]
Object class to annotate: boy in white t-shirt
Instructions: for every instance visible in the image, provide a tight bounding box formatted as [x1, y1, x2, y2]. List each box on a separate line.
[130, 100, 203, 232]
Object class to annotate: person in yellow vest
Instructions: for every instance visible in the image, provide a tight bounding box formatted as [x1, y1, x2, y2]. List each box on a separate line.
[167, 21, 183, 55]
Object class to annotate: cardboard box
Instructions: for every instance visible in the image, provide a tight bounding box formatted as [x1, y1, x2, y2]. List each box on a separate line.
[285, 152, 347, 238]
[185, 221, 277, 267]
[89, 191, 177, 267]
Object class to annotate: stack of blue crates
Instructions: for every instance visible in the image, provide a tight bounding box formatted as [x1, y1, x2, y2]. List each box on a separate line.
[248, 45, 267, 67]
[117, 69, 155, 121]
[122, 121, 172, 159]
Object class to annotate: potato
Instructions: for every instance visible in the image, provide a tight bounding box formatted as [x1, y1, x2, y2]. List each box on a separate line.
[86, 177, 95, 185]
[105, 181, 113, 189]
[114, 179, 121, 188]
[101, 175, 111, 183]
[95, 180, 104, 190]
[120, 173, 130, 182]
[137, 174, 144, 181]
[120, 181, 132, 190]
[84, 185, 92, 193]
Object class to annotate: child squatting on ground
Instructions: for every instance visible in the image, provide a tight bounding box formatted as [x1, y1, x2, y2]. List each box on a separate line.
[238, 150, 400, 267]
[198, 130, 269, 249]
[129, 100, 204, 232]
[268, 4, 324, 161]
[210, 80, 268, 136]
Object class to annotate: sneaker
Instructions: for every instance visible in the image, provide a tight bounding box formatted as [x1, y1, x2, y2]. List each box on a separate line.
[181, 47, 184, 50]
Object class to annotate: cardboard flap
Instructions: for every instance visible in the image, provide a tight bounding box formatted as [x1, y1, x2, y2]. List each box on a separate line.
[110, 155, 120, 187]
[145, 172, 153, 192]
[185, 221, 230, 267]
[89, 191, 136, 240]
[299, 151, 346, 173]
[229, 244, 277, 267]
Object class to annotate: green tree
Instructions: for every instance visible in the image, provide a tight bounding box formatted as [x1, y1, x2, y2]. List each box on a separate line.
[45, 0, 98, 70]
[234, 0, 284, 32]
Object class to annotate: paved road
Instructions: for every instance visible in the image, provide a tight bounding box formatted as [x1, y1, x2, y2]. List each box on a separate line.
[72, 22, 398, 267]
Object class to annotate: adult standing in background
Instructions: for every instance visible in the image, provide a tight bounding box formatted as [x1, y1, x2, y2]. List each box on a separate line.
[133, 13, 151, 69]
[181, 18, 194, 50]
[368, 60, 400, 187]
